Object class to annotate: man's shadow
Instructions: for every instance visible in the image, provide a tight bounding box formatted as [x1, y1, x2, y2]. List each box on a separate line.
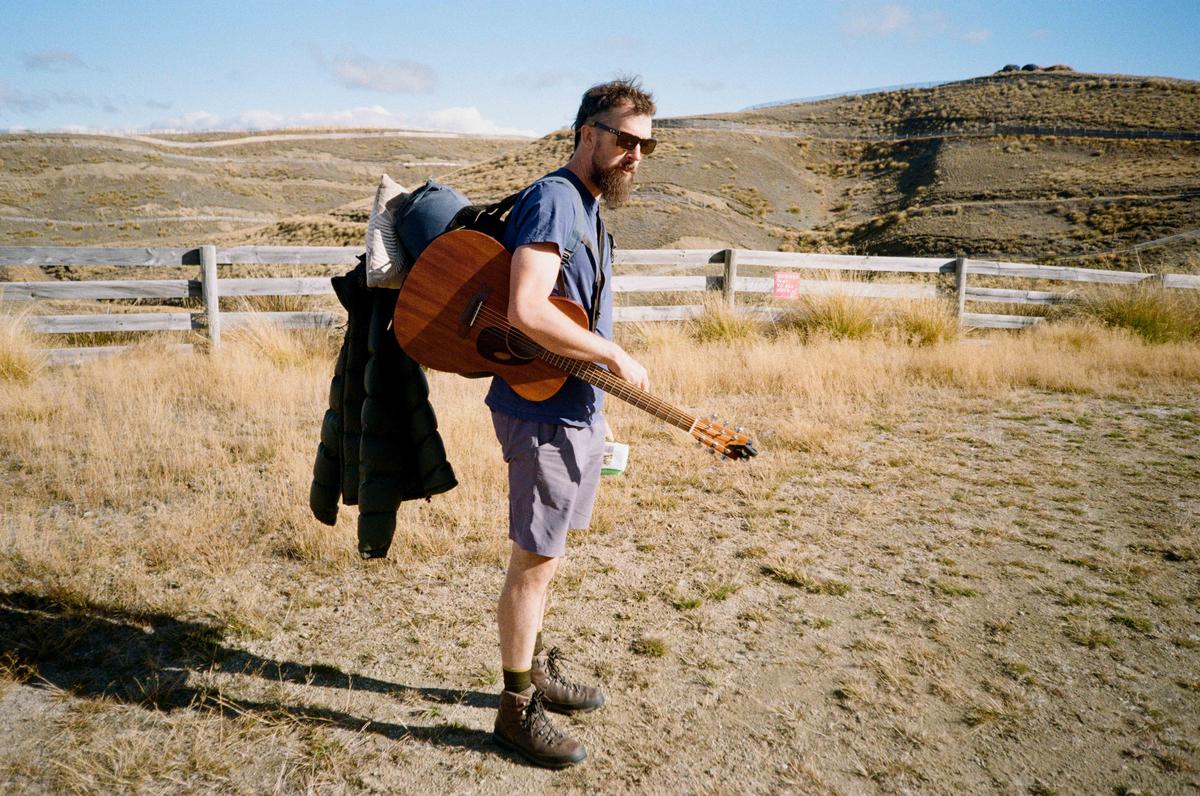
[0, 591, 513, 757]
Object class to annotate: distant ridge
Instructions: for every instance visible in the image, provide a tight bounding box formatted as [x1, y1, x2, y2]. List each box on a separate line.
[743, 79, 955, 110]
[742, 70, 1199, 111]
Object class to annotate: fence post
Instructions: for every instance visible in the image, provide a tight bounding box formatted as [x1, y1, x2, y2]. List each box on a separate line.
[199, 244, 221, 351]
[723, 248, 739, 309]
[954, 254, 967, 324]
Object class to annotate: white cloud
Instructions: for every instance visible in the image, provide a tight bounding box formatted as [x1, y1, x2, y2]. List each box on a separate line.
[151, 104, 534, 136]
[844, 4, 913, 37]
[963, 29, 992, 44]
[0, 83, 48, 113]
[22, 50, 86, 71]
[0, 84, 98, 115]
[331, 56, 435, 93]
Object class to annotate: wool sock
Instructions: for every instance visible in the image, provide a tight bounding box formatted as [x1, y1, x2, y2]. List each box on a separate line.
[533, 631, 544, 656]
[503, 667, 532, 693]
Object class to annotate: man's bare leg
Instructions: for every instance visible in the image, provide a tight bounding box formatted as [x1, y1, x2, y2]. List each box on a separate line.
[498, 543, 559, 671]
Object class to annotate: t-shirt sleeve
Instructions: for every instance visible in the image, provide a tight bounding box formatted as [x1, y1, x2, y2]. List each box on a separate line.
[506, 181, 579, 257]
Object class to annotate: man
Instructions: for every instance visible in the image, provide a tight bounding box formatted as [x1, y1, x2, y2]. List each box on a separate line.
[488, 78, 656, 768]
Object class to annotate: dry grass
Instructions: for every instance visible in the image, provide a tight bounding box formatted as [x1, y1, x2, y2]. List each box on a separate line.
[1066, 284, 1200, 343]
[2, 320, 1199, 792]
[0, 309, 46, 384]
[773, 289, 880, 341]
[688, 294, 761, 343]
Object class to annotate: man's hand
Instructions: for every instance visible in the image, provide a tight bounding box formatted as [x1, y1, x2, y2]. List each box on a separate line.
[610, 347, 649, 392]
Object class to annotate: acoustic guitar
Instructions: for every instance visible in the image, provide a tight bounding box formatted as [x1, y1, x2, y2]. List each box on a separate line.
[392, 229, 757, 460]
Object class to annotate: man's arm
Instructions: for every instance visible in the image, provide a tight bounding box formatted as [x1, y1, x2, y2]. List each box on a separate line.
[508, 242, 649, 391]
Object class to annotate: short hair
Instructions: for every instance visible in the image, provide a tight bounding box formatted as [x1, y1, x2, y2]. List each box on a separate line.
[572, 77, 656, 149]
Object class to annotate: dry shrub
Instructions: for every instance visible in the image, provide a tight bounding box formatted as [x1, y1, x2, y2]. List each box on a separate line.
[888, 299, 959, 346]
[773, 289, 880, 341]
[622, 320, 691, 353]
[0, 309, 46, 384]
[689, 295, 760, 343]
[1070, 284, 1200, 343]
[223, 316, 340, 369]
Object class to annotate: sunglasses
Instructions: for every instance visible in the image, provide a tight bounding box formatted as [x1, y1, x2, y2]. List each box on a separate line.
[591, 121, 657, 155]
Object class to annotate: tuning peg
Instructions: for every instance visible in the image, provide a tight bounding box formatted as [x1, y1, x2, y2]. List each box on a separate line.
[736, 427, 744, 433]
[720, 454, 727, 461]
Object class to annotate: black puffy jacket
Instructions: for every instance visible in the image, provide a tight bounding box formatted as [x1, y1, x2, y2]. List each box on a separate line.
[309, 258, 457, 558]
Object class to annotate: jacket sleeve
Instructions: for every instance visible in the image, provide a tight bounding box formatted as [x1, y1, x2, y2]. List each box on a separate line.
[308, 337, 345, 526]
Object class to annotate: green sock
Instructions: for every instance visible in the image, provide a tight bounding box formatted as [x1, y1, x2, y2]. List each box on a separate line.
[503, 667, 531, 693]
[534, 631, 544, 655]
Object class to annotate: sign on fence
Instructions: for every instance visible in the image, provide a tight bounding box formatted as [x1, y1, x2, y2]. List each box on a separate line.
[772, 272, 805, 300]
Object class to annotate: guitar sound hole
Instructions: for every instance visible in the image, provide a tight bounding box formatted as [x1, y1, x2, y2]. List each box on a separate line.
[477, 326, 534, 366]
[505, 329, 540, 359]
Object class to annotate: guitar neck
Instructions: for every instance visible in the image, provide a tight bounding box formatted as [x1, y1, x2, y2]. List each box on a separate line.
[536, 350, 697, 433]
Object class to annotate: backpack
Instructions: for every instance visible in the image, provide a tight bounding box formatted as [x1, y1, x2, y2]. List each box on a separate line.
[399, 175, 608, 331]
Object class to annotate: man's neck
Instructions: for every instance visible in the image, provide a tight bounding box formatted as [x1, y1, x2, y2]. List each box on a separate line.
[565, 156, 600, 199]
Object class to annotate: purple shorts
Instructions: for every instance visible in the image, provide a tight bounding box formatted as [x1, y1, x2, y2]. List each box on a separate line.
[491, 411, 605, 558]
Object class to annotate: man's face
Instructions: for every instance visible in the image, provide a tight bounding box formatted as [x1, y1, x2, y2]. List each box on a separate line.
[586, 104, 653, 207]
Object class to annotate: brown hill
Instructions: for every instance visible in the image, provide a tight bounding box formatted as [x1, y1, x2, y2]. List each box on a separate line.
[2, 71, 1197, 270]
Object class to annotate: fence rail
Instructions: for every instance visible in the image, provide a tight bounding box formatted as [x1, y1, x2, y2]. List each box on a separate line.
[2, 243, 1197, 362]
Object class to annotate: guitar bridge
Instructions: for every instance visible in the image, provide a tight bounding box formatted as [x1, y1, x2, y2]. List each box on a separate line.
[459, 287, 490, 337]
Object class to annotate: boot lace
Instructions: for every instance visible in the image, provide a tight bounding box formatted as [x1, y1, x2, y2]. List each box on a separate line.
[523, 690, 567, 745]
[543, 646, 582, 695]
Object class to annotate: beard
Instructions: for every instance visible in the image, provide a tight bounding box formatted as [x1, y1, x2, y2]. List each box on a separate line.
[590, 154, 636, 208]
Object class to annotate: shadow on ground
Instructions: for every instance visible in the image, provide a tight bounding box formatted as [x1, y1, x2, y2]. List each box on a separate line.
[0, 591, 512, 758]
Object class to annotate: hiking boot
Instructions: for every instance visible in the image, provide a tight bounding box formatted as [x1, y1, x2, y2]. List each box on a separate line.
[531, 646, 605, 714]
[494, 686, 586, 768]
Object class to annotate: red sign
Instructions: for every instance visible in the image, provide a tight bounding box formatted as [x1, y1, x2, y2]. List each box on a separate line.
[772, 272, 804, 299]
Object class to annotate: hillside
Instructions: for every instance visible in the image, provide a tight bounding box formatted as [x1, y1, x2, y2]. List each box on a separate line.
[2, 70, 1198, 269]
[0, 131, 527, 248]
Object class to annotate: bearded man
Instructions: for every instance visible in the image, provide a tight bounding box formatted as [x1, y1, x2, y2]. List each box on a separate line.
[487, 78, 656, 768]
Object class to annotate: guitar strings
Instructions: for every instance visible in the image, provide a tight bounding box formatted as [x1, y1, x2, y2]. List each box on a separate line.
[470, 303, 704, 431]
[471, 303, 695, 428]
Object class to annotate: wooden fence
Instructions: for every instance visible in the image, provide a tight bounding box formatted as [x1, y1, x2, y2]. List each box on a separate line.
[2, 244, 1198, 364]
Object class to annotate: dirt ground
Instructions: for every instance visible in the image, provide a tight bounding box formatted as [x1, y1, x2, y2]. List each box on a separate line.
[2, 378, 1197, 794]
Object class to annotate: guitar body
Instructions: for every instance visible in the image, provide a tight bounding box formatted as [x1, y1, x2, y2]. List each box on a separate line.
[393, 229, 588, 401]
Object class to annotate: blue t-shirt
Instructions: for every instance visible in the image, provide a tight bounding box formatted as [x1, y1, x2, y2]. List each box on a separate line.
[484, 168, 613, 428]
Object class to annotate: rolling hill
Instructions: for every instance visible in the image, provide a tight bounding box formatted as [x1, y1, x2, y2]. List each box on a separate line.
[2, 69, 1197, 270]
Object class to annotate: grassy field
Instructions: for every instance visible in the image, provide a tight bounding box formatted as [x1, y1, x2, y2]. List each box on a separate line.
[1, 307, 1198, 793]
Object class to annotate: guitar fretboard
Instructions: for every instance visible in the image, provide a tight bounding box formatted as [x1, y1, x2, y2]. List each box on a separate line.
[536, 350, 697, 433]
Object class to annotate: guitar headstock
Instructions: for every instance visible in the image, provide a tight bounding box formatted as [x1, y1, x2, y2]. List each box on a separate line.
[691, 417, 758, 461]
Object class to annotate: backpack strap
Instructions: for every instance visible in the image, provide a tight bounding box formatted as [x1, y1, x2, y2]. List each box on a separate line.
[535, 175, 605, 331]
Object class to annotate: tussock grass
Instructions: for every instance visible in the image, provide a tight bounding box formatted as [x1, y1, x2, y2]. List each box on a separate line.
[689, 295, 760, 343]
[889, 299, 959, 346]
[1067, 284, 1200, 343]
[0, 309, 47, 384]
[222, 318, 339, 368]
[773, 290, 879, 341]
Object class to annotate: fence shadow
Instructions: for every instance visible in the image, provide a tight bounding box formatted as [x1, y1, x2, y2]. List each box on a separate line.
[0, 591, 515, 759]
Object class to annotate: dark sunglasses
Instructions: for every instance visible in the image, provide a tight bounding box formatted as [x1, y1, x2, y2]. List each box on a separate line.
[591, 121, 657, 155]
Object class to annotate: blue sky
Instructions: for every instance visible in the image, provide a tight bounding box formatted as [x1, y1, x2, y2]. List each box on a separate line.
[2, 0, 1198, 135]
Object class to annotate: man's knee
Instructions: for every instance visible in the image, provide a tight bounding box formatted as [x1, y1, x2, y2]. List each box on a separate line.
[504, 543, 558, 588]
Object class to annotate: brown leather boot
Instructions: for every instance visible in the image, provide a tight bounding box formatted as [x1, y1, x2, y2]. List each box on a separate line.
[493, 687, 587, 768]
[531, 646, 605, 714]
